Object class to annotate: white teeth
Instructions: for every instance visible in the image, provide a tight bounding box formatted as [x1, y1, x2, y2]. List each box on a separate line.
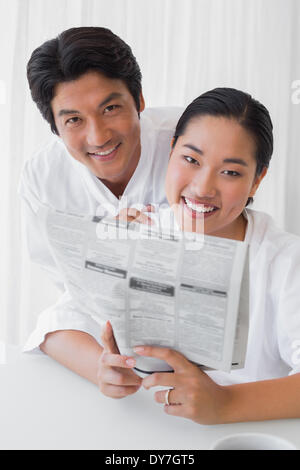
[90, 145, 118, 156]
[184, 197, 217, 213]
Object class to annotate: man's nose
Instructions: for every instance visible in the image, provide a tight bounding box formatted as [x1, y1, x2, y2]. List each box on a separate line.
[86, 119, 112, 148]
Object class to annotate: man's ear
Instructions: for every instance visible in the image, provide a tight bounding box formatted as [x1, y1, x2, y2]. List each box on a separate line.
[139, 92, 145, 113]
[249, 166, 268, 198]
[51, 109, 61, 137]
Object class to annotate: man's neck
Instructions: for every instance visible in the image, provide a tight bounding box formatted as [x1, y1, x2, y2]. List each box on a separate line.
[98, 142, 141, 199]
[99, 178, 128, 199]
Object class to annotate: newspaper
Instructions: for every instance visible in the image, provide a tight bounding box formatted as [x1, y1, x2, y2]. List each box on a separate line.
[39, 206, 249, 374]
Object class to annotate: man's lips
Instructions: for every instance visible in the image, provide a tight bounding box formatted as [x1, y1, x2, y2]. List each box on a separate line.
[87, 143, 121, 161]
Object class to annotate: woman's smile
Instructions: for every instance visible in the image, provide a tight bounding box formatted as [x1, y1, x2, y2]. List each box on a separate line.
[181, 196, 220, 218]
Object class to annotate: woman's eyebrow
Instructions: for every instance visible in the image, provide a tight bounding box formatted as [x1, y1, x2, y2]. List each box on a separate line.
[183, 144, 248, 167]
[223, 158, 248, 167]
[183, 144, 203, 155]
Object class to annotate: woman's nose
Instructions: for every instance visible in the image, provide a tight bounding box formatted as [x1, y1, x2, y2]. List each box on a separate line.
[191, 171, 217, 198]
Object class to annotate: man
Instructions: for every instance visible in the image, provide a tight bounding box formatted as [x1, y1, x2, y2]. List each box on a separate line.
[19, 27, 181, 397]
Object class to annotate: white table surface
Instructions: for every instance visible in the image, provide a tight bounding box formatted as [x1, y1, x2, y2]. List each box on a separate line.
[0, 344, 299, 450]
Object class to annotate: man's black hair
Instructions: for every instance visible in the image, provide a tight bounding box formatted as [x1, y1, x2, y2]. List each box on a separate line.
[27, 27, 142, 134]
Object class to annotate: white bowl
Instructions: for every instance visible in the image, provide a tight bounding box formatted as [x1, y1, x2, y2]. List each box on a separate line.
[210, 432, 297, 450]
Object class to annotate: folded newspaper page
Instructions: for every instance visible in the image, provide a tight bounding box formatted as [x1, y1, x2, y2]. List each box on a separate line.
[39, 207, 249, 374]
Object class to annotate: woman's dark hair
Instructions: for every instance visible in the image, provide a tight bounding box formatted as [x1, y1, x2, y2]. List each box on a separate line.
[172, 87, 273, 206]
[27, 27, 142, 135]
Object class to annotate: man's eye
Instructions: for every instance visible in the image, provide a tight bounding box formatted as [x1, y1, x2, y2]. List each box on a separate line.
[222, 170, 241, 177]
[104, 105, 120, 113]
[66, 117, 81, 125]
[184, 156, 199, 165]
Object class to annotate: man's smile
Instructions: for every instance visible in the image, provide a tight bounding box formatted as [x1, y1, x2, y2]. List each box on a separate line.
[87, 143, 121, 161]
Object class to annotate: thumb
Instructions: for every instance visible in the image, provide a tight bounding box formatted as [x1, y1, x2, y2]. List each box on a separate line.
[101, 320, 120, 354]
[141, 204, 156, 213]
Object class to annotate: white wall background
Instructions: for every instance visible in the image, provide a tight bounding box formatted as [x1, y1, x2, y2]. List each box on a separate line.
[0, 0, 300, 345]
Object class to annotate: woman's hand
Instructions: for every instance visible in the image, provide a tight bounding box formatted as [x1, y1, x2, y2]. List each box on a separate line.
[116, 204, 155, 225]
[97, 321, 142, 398]
[134, 345, 230, 424]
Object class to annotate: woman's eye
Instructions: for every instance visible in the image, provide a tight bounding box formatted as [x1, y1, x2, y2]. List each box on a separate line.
[184, 156, 199, 165]
[223, 170, 241, 177]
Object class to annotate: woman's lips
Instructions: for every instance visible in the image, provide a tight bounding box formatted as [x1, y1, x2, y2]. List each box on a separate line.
[181, 196, 219, 219]
[88, 143, 121, 162]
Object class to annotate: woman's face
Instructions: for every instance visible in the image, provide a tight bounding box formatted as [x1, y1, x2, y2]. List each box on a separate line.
[165, 115, 267, 240]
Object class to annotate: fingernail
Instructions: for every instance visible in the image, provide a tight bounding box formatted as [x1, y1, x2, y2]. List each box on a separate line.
[142, 378, 149, 389]
[126, 358, 135, 367]
[134, 346, 145, 353]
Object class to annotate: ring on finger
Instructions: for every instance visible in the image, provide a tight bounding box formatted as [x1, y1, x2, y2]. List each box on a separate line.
[165, 388, 174, 406]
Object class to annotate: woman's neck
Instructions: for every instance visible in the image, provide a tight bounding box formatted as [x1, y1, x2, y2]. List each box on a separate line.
[208, 213, 248, 241]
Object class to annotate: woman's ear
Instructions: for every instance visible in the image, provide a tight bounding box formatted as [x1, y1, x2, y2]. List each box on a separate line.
[169, 137, 176, 160]
[249, 166, 268, 198]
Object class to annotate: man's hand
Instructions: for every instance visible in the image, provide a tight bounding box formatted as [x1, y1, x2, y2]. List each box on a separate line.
[116, 204, 155, 225]
[97, 321, 142, 398]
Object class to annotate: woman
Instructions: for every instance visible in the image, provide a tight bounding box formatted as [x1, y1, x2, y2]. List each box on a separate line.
[100, 88, 300, 424]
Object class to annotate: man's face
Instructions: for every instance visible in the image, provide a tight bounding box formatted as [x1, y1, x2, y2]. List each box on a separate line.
[51, 71, 145, 191]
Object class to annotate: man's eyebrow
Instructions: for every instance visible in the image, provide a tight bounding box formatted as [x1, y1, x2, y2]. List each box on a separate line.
[58, 108, 80, 117]
[183, 144, 248, 166]
[98, 92, 123, 108]
[58, 92, 124, 117]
